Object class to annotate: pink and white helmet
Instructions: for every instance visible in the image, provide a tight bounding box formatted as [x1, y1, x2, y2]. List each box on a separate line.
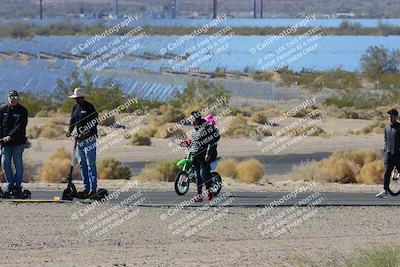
[205, 114, 216, 126]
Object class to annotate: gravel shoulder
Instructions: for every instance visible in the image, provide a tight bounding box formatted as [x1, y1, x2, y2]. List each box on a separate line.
[23, 179, 384, 193]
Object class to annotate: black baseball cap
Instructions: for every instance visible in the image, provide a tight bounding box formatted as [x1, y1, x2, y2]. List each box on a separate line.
[8, 90, 19, 97]
[387, 108, 399, 117]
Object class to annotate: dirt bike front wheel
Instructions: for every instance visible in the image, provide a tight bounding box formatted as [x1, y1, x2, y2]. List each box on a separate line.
[175, 171, 190, 196]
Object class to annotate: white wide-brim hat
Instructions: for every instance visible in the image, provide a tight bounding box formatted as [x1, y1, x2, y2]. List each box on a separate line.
[68, 87, 86, 98]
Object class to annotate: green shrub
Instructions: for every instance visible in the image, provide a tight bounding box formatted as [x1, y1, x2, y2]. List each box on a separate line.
[253, 71, 273, 81]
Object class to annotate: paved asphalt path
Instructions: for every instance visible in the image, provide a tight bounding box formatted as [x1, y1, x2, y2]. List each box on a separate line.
[124, 152, 332, 176]
[4, 190, 400, 206]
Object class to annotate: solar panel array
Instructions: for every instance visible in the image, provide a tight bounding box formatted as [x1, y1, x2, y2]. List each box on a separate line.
[2, 35, 400, 73]
[0, 58, 183, 101]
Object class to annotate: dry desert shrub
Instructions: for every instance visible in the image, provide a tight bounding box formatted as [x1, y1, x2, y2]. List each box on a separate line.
[28, 117, 66, 139]
[136, 160, 180, 182]
[154, 124, 186, 139]
[344, 246, 400, 267]
[250, 112, 269, 124]
[222, 115, 254, 137]
[151, 104, 186, 126]
[235, 159, 265, 183]
[356, 160, 384, 184]
[215, 159, 238, 178]
[97, 158, 131, 180]
[361, 120, 385, 134]
[98, 113, 116, 127]
[128, 132, 152, 146]
[38, 147, 78, 183]
[319, 157, 357, 183]
[135, 168, 164, 182]
[294, 150, 384, 184]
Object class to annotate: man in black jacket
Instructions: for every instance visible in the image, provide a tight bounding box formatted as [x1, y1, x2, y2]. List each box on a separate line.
[377, 108, 400, 199]
[66, 87, 99, 197]
[0, 90, 28, 195]
[188, 111, 220, 202]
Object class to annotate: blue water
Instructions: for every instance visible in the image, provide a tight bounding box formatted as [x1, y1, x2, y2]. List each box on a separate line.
[3, 17, 400, 28]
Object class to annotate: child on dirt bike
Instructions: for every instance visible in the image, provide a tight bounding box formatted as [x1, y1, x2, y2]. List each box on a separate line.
[181, 112, 220, 202]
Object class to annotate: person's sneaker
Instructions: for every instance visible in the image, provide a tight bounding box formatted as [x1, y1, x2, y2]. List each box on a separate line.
[193, 194, 203, 202]
[376, 191, 389, 199]
[207, 192, 213, 201]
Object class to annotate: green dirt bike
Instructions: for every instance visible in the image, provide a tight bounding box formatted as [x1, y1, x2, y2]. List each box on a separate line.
[174, 156, 222, 196]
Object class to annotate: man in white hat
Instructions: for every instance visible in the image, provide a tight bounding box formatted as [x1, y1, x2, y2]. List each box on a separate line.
[66, 87, 99, 197]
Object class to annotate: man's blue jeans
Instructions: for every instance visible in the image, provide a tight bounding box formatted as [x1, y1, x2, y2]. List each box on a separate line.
[2, 144, 25, 191]
[76, 139, 97, 193]
[194, 160, 211, 195]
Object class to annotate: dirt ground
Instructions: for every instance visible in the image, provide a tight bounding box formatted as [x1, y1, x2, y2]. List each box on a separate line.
[0, 203, 398, 267]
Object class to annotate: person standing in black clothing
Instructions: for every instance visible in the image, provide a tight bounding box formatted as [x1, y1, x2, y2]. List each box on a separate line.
[377, 108, 400, 199]
[0, 90, 28, 195]
[66, 87, 99, 197]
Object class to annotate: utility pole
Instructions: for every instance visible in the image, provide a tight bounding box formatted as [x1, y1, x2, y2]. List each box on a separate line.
[253, 0, 256, 19]
[115, 0, 119, 18]
[171, 0, 176, 19]
[39, 0, 43, 19]
[213, 0, 217, 19]
[260, 0, 263, 18]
